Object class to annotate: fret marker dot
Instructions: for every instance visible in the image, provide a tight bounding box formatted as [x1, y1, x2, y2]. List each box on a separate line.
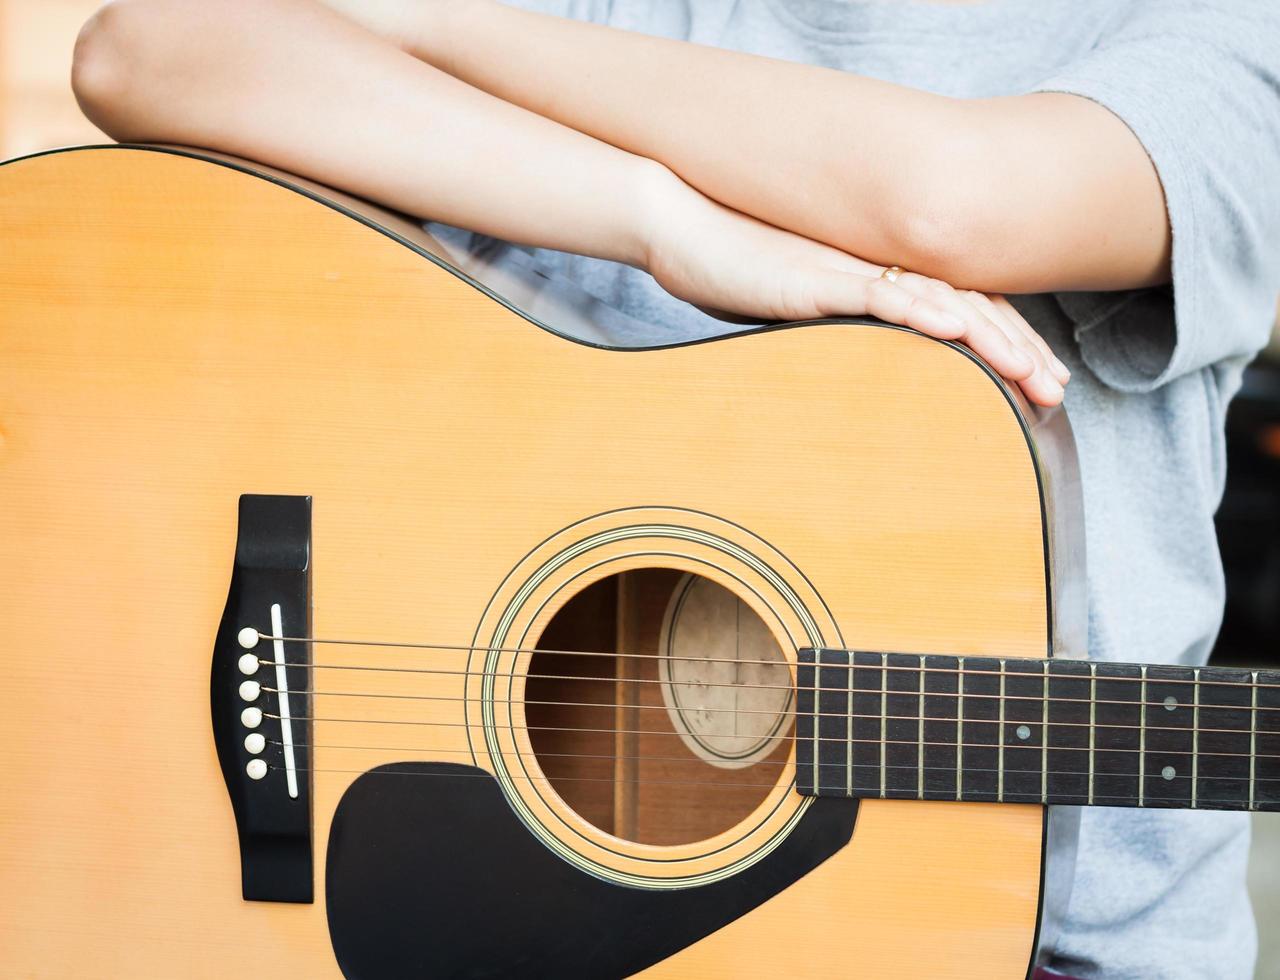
[1164, 696, 1178, 711]
[1015, 724, 1031, 741]
[1162, 766, 1176, 781]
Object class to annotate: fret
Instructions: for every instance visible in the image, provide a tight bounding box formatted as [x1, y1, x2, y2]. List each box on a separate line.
[850, 651, 885, 797]
[881, 652, 888, 799]
[1251, 673, 1258, 811]
[1091, 663, 1143, 806]
[956, 656, 964, 801]
[917, 662, 926, 799]
[1089, 662, 1097, 804]
[883, 653, 924, 800]
[958, 658, 1001, 803]
[998, 660, 1006, 802]
[1041, 661, 1049, 803]
[1044, 660, 1092, 806]
[1253, 668, 1280, 812]
[1000, 659, 1045, 803]
[921, 654, 960, 800]
[1140, 665, 1196, 809]
[846, 649, 854, 798]
[1192, 669, 1199, 807]
[817, 649, 853, 795]
[1138, 666, 1147, 805]
[1192, 666, 1253, 810]
[795, 649, 816, 795]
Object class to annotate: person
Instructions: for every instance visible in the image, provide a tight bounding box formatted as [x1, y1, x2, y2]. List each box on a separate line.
[69, 1, 1280, 976]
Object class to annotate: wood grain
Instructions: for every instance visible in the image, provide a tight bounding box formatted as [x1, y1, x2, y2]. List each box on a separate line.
[0, 145, 1071, 978]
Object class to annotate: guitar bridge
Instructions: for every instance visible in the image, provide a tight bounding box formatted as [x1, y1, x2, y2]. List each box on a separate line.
[210, 494, 313, 903]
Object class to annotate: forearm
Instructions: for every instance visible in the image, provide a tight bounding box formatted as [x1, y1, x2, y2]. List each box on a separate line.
[71, 0, 660, 267]
[409, 0, 1169, 294]
[68, 0, 1072, 407]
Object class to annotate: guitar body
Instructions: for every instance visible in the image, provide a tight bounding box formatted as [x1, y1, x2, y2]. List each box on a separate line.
[0, 146, 1083, 978]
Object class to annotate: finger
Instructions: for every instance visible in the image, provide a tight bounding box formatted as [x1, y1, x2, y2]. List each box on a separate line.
[959, 290, 1064, 407]
[811, 272, 966, 338]
[858, 276, 976, 340]
[810, 273, 1064, 406]
[989, 294, 1071, 384]
[961, 290, 1055, 385]
[885, 274, 1037, 384]
[962, 289, 1054, 394]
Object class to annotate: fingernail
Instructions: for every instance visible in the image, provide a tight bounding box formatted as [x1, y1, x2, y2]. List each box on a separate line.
[1051, 356, 1071, 382]
[1045, 378, 1064, 399]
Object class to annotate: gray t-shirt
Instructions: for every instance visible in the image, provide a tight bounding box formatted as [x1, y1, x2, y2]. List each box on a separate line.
[433, 2, 1280, 976]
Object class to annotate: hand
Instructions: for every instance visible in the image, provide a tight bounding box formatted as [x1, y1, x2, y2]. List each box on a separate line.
[640, 171, 1068, 407]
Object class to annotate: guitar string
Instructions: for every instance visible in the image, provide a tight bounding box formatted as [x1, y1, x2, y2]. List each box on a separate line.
[264, 683, 1278, 738]
[280, 740, 792, 769]
[255, 632, 1280, 692]
[273, 736, 1277, 766]
[258, 661, 1280, 719]
[264, 712, 1277, 757]
[264, 762, 1276, 805]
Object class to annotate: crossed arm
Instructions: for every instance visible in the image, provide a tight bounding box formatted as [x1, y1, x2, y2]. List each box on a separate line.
[71, 0, 1172, 407]
[396, 0, 1171, 295]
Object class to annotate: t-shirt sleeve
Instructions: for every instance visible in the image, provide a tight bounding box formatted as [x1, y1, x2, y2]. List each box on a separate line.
[1031, 0, 1280, 393]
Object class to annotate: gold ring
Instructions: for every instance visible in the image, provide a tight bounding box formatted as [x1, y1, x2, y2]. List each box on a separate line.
[880, 265, 905, 283]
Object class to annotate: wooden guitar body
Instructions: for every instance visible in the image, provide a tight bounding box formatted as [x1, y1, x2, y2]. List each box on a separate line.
[0, 146, 1084, 978]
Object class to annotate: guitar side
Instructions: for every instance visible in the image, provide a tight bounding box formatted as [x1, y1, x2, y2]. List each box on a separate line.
[0, 145, 1081, 978]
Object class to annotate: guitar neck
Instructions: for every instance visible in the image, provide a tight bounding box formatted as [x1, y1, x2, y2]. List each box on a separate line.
[796, 649, 1280, 812]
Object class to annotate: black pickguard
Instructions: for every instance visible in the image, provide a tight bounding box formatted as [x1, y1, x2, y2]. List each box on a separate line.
[326, 763, 857, 979]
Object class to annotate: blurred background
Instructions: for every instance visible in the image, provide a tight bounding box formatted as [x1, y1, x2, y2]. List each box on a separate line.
[0, 1, 103, 156]
[3, 0, 1278, 973]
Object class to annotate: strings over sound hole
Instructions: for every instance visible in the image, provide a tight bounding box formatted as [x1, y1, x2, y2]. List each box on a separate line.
[525, 570, 795, 846]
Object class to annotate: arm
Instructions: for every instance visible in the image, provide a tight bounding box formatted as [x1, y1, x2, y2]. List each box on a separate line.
[70, 0, 1066, 404]
[388, 0, 1171, 295]
[71, 0, 654, 267]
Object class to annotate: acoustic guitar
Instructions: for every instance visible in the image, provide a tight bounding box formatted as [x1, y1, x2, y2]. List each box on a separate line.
[1, 144, 1274, 979]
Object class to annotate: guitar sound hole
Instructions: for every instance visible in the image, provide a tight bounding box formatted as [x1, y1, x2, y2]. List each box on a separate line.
[525, 570, 794, 846]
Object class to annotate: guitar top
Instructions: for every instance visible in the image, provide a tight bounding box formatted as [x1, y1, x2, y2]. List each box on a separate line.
[1, 144, 1273, 979]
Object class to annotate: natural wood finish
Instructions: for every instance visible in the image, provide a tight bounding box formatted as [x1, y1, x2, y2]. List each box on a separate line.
[0, 146, 1063, 978]
[0, 0, 106, 157]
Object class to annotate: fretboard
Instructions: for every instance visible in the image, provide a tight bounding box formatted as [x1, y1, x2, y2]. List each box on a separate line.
[795, 649, 1280, 811]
